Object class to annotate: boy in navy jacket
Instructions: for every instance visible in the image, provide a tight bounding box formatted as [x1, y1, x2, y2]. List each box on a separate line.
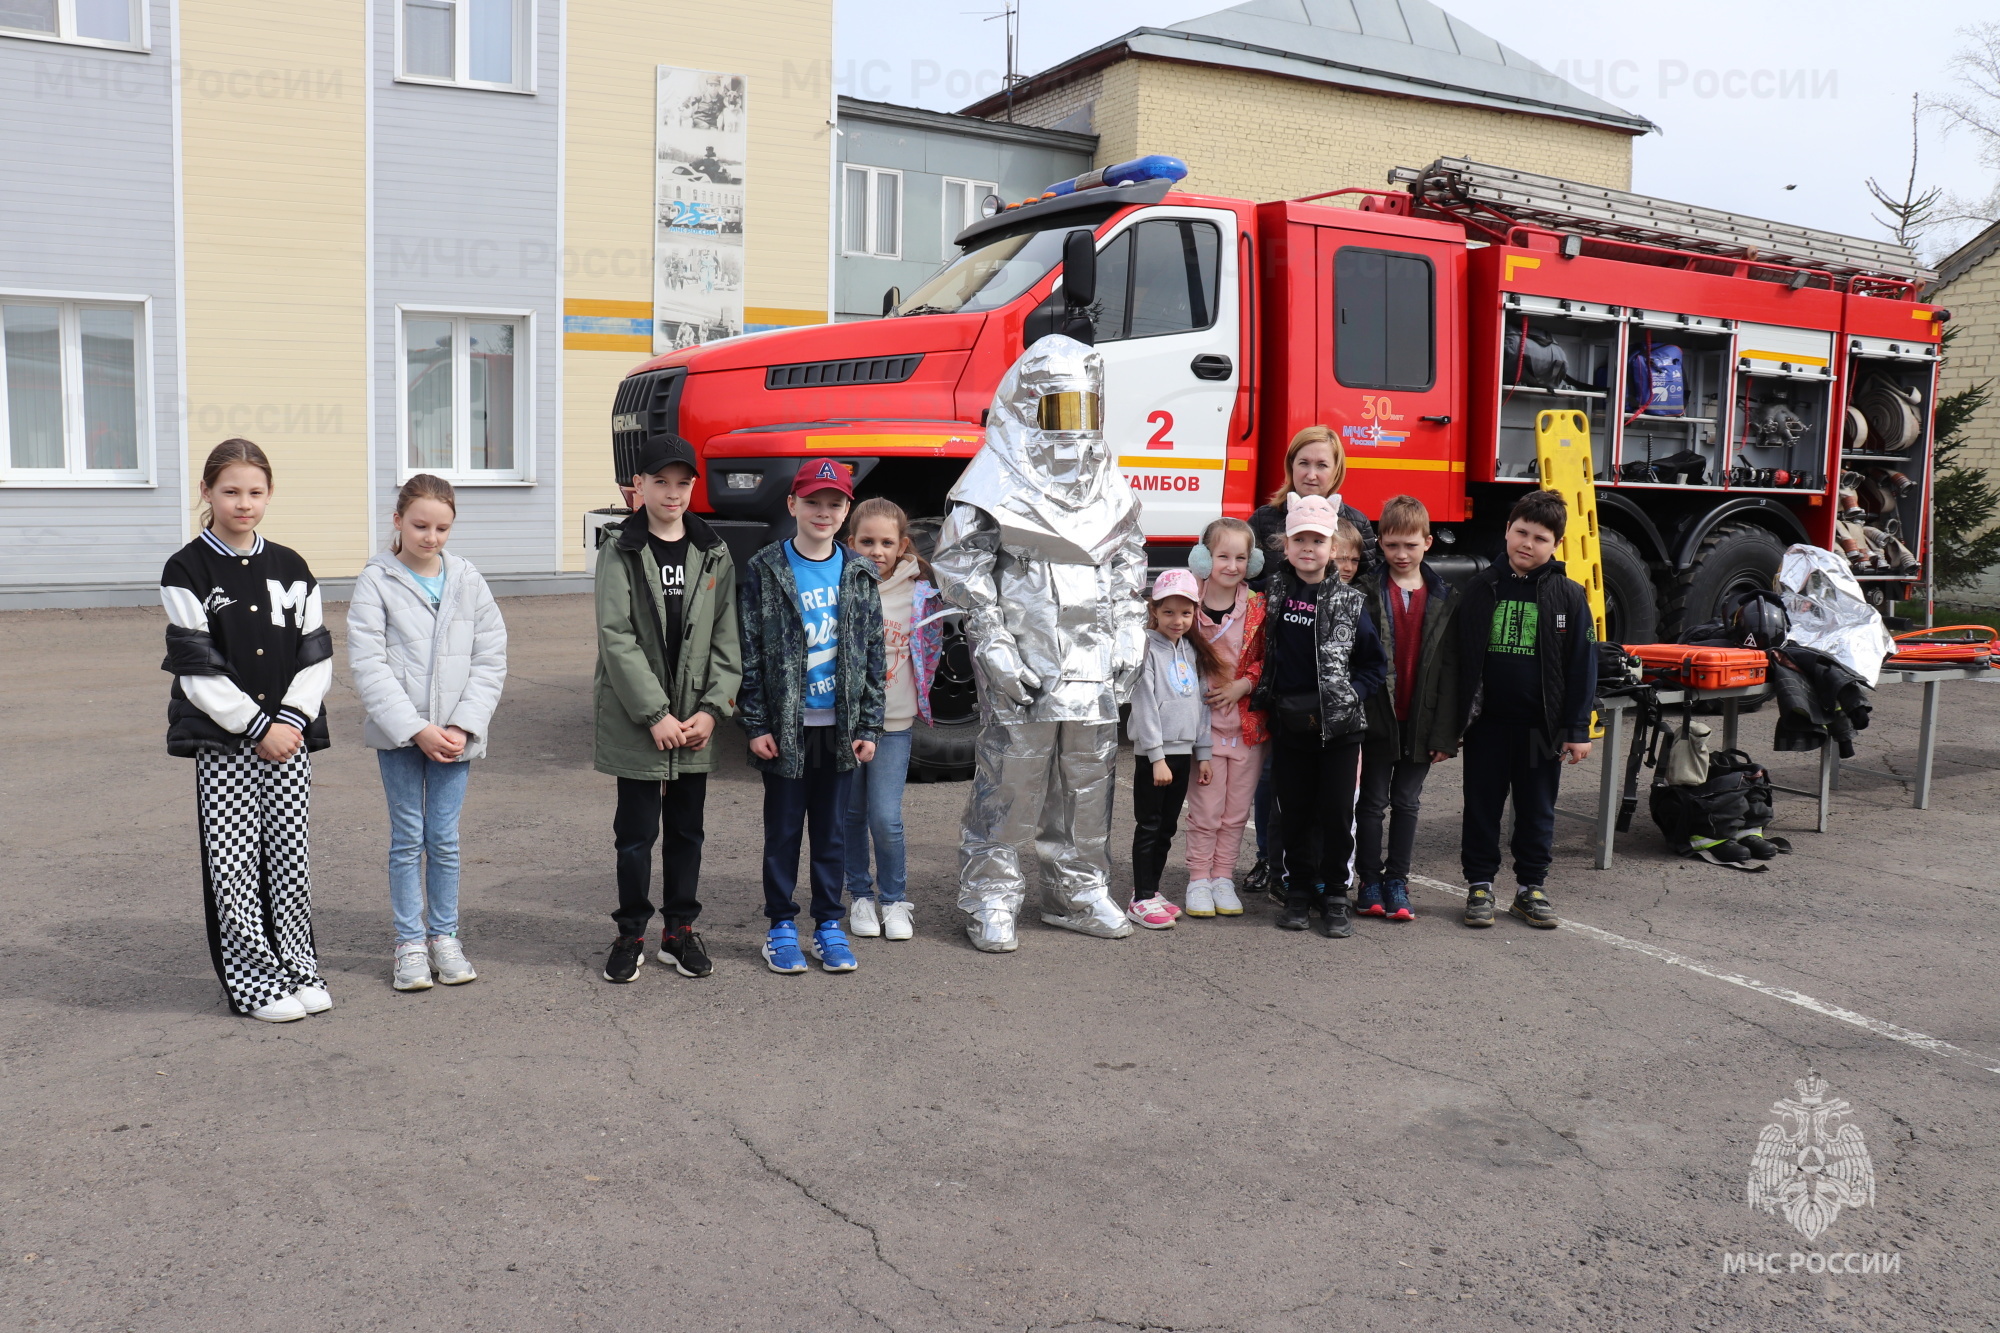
[1435, 490, 1597, 930]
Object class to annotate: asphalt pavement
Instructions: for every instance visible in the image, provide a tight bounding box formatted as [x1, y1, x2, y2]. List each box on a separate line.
[2, 595, 1996, 1332]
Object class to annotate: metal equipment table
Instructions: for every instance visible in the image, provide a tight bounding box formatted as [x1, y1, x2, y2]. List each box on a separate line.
[1576, 665, 1990, 865]
[1773, 664, 1994, 830]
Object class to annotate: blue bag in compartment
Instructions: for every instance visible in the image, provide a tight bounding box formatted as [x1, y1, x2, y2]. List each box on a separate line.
[1627, 343, 1685, 416]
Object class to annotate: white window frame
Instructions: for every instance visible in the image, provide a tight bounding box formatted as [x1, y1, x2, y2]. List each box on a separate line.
[0, 289, 154, 488]
[841, 166, 903, 260]
[0, 0, 149, 52]
[941, 177, 997, 249]
[395, 305, 535, 485]
[395, 0, 535, 94]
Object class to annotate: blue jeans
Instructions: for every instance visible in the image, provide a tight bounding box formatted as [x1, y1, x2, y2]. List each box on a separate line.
[378, 746, 471, 943]
[844, 726, 912, 903]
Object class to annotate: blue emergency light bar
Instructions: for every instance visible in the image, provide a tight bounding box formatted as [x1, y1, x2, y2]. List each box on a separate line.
[1042, 154, 1188, 198]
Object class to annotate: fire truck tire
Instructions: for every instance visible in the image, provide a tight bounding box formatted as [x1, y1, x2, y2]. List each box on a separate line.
[1599, 528, 1658, 648]
[1666, 522, 1786, 640]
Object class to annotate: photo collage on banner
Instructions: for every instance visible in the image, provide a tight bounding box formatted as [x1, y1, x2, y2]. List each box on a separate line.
[654, 67, 747, 353]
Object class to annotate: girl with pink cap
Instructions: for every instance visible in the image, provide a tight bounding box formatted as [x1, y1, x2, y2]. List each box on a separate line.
[1123, 568, 1218, 928]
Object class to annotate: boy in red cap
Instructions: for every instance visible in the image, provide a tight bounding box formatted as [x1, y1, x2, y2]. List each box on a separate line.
[737, 459, 886, 975]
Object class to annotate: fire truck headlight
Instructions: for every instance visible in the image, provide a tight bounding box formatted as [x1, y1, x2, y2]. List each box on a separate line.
[723, 472, 761, 490]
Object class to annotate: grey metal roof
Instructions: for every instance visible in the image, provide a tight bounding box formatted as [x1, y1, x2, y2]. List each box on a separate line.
[837, 97, 1098, 152]
[963, 0, 1655, 135]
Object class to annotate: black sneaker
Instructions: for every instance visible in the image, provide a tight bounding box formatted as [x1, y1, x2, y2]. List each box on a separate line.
[658, 925, 713, 978]
[1318, 893, 1353, 939]
[1244, 858, 1270, 896]
[604, 934, 646, 983]
[1268, 873, 1290, 908]
[1276, 898, 1312, 931]
[1463, 884, 1496, 928]
[1508, 888, 1558, 929]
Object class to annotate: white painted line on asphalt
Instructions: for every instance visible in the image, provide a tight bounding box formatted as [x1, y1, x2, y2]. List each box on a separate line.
[1407, 874, 2000, 1076]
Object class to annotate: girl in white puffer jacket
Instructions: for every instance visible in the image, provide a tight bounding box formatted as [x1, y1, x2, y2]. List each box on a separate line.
[347, 474, 508, 992]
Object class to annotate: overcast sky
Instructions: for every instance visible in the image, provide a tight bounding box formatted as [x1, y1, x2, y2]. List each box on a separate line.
[833, 0, 1997, 260]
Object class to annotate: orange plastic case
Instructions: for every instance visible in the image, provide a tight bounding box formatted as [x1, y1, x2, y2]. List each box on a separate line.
[1625, 645, 1768, 690]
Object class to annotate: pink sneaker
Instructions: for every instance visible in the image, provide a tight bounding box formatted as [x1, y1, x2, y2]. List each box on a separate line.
[1126, 896, 1178, 930]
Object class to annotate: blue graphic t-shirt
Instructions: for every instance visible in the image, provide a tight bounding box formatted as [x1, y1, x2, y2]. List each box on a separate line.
[784, 540, 843, 726]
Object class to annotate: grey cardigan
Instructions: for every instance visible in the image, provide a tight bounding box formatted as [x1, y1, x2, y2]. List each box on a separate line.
[346, 551, 508, 758]
[1127, 629, 1213, 763]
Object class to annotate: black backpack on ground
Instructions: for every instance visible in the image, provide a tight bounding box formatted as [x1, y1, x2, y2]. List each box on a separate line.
[1648, 744, 1783, 872]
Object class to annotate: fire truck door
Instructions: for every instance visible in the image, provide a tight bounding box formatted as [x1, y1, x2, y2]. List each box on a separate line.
[1316, 232, 1457, 515]
[1084, 207, 1239, 540]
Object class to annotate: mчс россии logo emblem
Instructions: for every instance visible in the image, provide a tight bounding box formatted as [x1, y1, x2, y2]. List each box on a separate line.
[1747, 1075, 1875, 1241]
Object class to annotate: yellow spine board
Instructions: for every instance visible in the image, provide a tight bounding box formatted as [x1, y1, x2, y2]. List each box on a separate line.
[1534, 410, 1606, 738]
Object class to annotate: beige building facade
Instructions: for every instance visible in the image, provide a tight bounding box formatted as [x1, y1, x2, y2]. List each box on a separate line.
[964, 1, 1648, 203]
[0, 0, 833, 603]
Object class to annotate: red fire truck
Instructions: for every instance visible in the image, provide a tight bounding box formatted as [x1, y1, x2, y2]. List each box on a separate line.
[609, 157, 1943, 774]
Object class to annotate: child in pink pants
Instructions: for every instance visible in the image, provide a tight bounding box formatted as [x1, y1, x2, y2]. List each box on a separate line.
[1183, 518, 1267, 917]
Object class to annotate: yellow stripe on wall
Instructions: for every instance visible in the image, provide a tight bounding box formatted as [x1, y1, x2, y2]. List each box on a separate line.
[181, 2, 368, 577]
[566, 298, 654, 318]
[745, 306, 828, 326]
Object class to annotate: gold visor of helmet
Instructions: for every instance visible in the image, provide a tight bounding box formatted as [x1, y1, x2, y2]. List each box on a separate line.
[1036, 390, 1103, 432]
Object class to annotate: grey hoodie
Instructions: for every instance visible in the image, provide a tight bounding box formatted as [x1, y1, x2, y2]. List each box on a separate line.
[1127, 629, 1213, 763]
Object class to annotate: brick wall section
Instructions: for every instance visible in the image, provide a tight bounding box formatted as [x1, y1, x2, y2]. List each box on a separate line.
[1001, 56, 1632, 198]
[1932, 253, 2000, 603]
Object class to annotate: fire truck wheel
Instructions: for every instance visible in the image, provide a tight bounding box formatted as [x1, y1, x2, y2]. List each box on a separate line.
[1665, 522, 1786, 641]
[1599, 528, 1659, 647]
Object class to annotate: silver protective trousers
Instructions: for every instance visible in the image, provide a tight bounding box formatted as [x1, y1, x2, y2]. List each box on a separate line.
[958, 720, 1120, 919]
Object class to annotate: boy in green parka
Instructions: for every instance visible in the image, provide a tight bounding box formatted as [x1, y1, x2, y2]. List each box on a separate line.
[594, 436, 741, 984]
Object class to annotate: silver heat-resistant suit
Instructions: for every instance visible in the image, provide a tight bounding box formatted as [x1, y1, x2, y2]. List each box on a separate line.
[932, 336, 1149, 952]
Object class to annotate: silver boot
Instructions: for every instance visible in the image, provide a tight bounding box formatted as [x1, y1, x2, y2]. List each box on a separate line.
[967, 908, 1019, 953]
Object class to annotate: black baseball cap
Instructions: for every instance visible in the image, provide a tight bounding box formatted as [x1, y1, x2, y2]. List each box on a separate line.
[633, 434, 698, 479]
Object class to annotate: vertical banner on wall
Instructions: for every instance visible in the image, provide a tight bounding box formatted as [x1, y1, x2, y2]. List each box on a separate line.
[654, 67, 747, 353]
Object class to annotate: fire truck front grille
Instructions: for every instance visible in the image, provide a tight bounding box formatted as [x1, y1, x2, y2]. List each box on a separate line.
[610, 367, 685, 486]
[765, 355, 923, 390]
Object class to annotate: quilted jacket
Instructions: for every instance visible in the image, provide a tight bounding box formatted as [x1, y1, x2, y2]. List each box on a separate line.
[737, 540, 886, 779]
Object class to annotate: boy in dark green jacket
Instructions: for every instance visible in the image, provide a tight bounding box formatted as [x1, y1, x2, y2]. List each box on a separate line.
[594, 436, 741, 985]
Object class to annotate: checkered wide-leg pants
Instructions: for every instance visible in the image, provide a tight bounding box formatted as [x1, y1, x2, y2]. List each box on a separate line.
[195, 745, 321, 1014]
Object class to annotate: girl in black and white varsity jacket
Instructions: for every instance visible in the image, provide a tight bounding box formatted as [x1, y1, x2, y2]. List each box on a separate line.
[160, 439, 335, 1023]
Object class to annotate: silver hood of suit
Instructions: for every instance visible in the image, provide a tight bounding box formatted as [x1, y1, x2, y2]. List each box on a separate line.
[944, 335, 1138, 566]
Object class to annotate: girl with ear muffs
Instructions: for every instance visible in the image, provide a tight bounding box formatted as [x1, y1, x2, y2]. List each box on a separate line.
[1179, 517, 1269, 918]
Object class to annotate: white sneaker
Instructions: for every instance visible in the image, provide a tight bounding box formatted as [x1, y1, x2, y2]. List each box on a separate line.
[1184, 879, 1216, 917]
[849, 896, 882, 937]
[881, 900, 915, 940]
[1210, 879, 1244, 915]
[250, 995, 308, 1023]
[295, 984, 333, 1014]
[429, 935, 477, 985]
[393, 942, 433, 991]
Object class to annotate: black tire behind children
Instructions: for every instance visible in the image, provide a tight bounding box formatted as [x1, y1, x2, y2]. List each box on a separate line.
[1599, 527, 1660, 647]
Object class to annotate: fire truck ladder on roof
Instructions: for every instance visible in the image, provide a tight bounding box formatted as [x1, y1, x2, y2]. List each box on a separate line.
[1391, 158, 1936, 286]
